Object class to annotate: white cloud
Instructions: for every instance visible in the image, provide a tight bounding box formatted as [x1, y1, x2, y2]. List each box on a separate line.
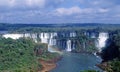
[0, 0, 119, 23]
[26, 0, 45, 7]
[54, 6, 93, 16]
[55, 6, 81, 15]
[0, 0, 46, 8]
[0, 0, 14, 7]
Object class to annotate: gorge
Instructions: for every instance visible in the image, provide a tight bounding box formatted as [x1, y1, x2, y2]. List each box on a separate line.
[1, 23, 119, 72]
[1, 31, 109, 71]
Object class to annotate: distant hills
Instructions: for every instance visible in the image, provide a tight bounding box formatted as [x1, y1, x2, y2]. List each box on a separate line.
[0, 23, 120, 31]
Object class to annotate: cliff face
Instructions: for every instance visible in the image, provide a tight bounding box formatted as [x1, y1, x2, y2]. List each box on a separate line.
[2, 31, 109, 53]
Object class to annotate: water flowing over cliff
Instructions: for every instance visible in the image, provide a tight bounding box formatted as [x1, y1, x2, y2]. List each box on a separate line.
[96, 33, 109, 52]
[66, 40, 72, 51]
[2, 31, 109, 53]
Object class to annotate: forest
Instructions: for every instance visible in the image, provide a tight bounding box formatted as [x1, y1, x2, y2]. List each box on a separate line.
[0, 37, 60, 72]
[0, 23, 120, 33]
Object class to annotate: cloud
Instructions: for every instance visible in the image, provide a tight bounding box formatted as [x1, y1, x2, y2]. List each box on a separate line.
[53, 6, 110, 16]
[26, 0, 45, 7]
[0, 0, 66, 12]
[0, 0, 120, 24]
[54, 6, 81, 16]
[0, 0, 45, 7]
[53, 6, 94, 16]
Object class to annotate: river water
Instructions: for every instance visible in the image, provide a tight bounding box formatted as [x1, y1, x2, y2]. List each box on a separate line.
[51, 52, 102, 72]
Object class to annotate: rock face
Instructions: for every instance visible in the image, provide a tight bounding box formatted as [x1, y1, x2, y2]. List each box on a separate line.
[2, 31, 109, 53]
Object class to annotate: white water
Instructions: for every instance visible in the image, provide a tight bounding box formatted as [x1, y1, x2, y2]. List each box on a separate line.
[3, 33, 39, 43]
[2, 32, 77, 52]
[97, 33, 108, 52]
[48, 33, 57, 52]
[66, 40, 72, 52]
[3, 34, 23, 39]
[40, 33, 48, 43]
[91, 33, 96, 38]
[48, 33, 57, 45]
[3, 32, 109, 53]
[70, 32, 76, 37]
[3, 33, 59, 52]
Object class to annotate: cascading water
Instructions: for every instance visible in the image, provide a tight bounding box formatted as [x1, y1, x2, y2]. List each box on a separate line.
[97, 32, 108, 52]
[3, 34, 23, 39]
[66, 40, 72, 51]
[48, 33, 58, 52]
[31, 34, 38, 43]
[49, 33, 57, 45]
[72, 42, 75, 50]
[65, 32, 76, 52]
[2, 32, 76, 52]
[40, 33, 49, 43]
[2, 32, 108, 53]
[70, 32, 76, 37]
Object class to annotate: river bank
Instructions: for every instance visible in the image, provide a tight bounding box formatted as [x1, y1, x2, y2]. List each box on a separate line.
[39, 60, 56, 72]
[39, 56, 62, 72]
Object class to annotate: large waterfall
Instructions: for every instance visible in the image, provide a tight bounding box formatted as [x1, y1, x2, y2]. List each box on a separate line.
[2, 32, 76, 52]
[97, 33, 109, 52]
[2, 32, 108, 53]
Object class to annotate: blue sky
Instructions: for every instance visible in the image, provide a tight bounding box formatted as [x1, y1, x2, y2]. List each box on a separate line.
[0, 0, 120, 24]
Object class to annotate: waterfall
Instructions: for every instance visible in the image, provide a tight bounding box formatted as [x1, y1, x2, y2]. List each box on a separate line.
[66, 40, 72, 52]
[2, 32, 109, 53]
[3, 34, 23, 39]
[72, 41, 75, 50]
[97, 32, 108, 52]
[70, 32, 76, 37]
[48, 33, 57, 45]
[31, 34, 38, 43]
[91, 33, 96, 38]
[48, 33, 60, 53]
[40, 33, 48, 43]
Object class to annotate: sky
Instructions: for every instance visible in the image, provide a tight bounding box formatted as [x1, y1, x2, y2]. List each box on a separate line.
[0, 0, 120, 24]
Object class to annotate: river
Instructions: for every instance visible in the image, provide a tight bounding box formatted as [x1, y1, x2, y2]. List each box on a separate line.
[51, 52, 102, 72]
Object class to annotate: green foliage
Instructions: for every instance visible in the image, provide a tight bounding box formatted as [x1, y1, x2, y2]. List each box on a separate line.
[34, 43, 60, 61]
[72, 32, 97, 53]
[109, 60, 120, 72]
[0, 37, 60, 72]
[0, 37, 38, 72]
[0, 36, 60, 72]
[81, 70, 99, 72]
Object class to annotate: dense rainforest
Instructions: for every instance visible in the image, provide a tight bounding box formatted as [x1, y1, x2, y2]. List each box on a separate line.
[0, 37, 60, 72]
